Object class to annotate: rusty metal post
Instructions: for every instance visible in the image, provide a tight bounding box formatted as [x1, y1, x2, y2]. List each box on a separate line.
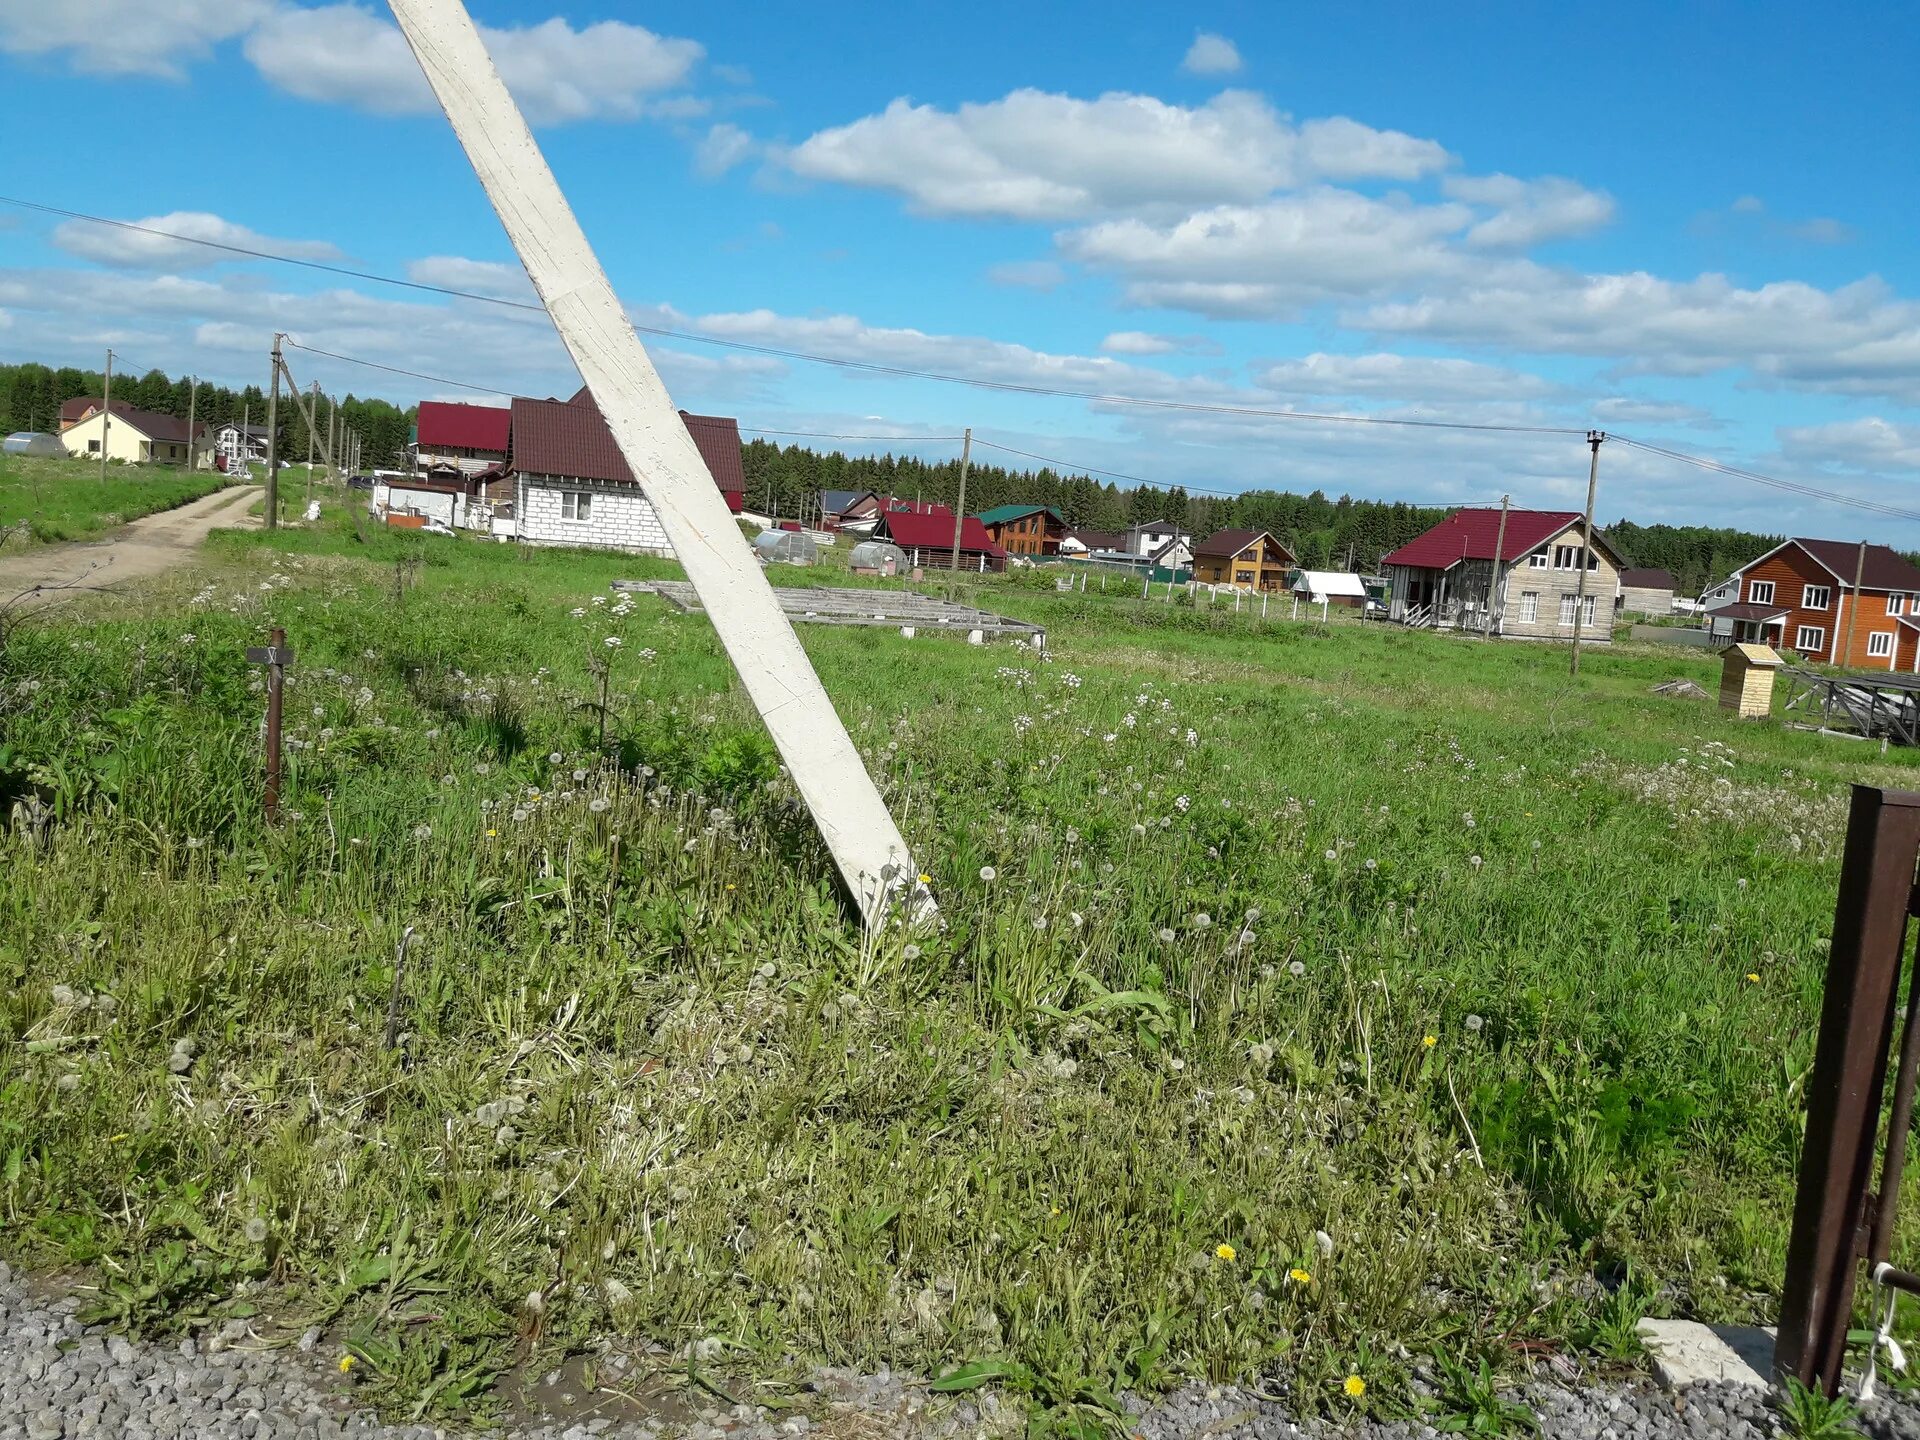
[247, 629, 295, 825]
[1777, 785, 1920, 1392]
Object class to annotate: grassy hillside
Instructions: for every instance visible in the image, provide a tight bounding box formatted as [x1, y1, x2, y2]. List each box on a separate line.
[0, 453, 227, 545]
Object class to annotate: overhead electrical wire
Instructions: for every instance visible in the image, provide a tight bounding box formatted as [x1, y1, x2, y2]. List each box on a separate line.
[8, 195, 1914, 523]
[282, 341, 513, 397]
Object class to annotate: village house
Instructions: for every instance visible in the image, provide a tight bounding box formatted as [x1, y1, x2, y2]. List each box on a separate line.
[977, 504, 1067, 558]
[58, 401, 207, 467]
[508, 388, 745, 555]
[1192, 529, 1296, 590]
[1381, 507, 1624, 641]
[1125, 519, 1189, 558]
[1706, 539, 1920, 670]
[832, 494, 951, 535]
[870, 508, 1007, 572]
[412, 400, 511, 477]
[819, 489, 878, 528]
[1060, 527, 1124, 559]
[1616, 567, 1678, 617]
[208, 420, 272, 472]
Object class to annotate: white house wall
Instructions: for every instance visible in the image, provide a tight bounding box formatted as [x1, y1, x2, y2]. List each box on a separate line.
[518, 475, 674, 556]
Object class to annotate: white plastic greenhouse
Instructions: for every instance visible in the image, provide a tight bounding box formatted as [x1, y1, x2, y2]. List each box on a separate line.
[754, 529, 819, 566]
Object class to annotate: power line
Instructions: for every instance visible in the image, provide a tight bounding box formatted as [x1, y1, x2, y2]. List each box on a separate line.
[11, 196, 1918, 526]
[740, 427, 967, 442]
[0, 196, 1586, 436]
[282, 340, 512, 397]
[1611, 436, 1920, 525]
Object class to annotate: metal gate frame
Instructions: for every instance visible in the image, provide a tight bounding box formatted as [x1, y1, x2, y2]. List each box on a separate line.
[1778, 785, 1920, 1392]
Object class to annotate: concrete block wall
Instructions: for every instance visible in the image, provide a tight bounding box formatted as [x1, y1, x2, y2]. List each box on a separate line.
[519, 476, 675, 556]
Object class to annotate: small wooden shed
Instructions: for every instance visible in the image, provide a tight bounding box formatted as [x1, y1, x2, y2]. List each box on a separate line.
[1720, 642, 1783, 719]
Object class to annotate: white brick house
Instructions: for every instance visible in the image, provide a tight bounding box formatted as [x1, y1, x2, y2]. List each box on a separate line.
[508, 391, 745, 555]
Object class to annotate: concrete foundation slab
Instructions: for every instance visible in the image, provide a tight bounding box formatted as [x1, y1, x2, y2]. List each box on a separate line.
[1637, 1319, 1774, 1390]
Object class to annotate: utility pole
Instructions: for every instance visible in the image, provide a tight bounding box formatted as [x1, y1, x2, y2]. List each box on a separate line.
[99, 349, 113, 482]
[949, 426, 971, 570]
[304, 381, 317, 506]
[1845, 540, 1868, 664]
[1488, 493, 1510, 638]
[185, 376, 197, 472]
[242, 401, 250, 480]
[265, 334, 283, 530]
[1569, 431, 1605, 676]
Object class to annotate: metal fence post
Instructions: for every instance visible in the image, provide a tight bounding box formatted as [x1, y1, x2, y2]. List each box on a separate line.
[1777, 785, 1920, 1392]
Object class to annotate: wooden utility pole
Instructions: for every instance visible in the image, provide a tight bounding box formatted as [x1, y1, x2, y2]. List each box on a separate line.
[246, 628, 295, 823]
[242, 401, 250, 479]
[265, 334, 283, 530]
[1845, 540, 1868, 664]
[1569, 432, 1605, 676]
[1488, 493, 1510, 639]
[949, 426, 971, 570]
[304, 382, 317, 504]
[99, 349, 113, 482]
[185, 376, 197, 472]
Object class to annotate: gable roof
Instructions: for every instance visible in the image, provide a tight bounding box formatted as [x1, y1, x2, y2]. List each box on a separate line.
[58, 396, 98, 424]
[1752, 538, 1920, 593]
[1293, 570, 1369, 598]
[1131, 518, 1181, 532]
[512, 394, 744, 498]
[1065, 528, 1125, 551]
[977, 503, 1065, 527]
[1380, 508, 1602, 570]
[416, 400, 510, 452]
[1194, 527, 1287, 560]
[61, 398, 204, 444]
[1620, 567, 1676, 590]
[821, 488, 874, 516]
[874, 508, 1006, 556]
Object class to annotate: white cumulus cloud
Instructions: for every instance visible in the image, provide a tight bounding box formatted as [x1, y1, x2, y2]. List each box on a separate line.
[694, 123, 757, 178]
[1779, 418, 1920, 472]
[0, 0, 269, 78]
[1255, 352, 1557, 402]
[51, 211, 343, 270]
[785, 89, 1450, 220]
[1443, 173, 1616, 248]
[242, 4, 703, 125]
[405, 256, 534, 302]
[1181, 32, 1242, 76]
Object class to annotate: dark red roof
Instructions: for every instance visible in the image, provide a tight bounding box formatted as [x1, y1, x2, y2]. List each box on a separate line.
[1620, 568, 1676, 589]
[58, 396, 202, 443]
[1715, 603, 1790, 621]
[511, 395, 745, 507]
[874, 509, 1006, 556]
[1381, 508, 1585, 570]
[417, 400, 510, 452]
[881, 496, 952, 518]
[1781, 539, 1920, 594]
[59, 396, 97, 423]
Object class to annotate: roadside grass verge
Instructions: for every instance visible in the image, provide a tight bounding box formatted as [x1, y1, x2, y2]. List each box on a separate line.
[4, 517, 1918, 1425]
[0, 454, 228, 545]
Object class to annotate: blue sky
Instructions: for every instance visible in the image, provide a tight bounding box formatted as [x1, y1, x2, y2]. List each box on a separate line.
[2, 0, 1918, 537]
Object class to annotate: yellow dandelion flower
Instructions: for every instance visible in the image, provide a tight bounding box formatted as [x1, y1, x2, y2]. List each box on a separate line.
[1343, 1375, 1366, 1398]
[1746, 972, 1760, 982]
[1215, 1243, 1236, 1262]
[1287, 1267, 1311, 1284]
[1422, 1035, 1437, 1048]
[339, 1354, 356, 1373]
[918, 873, 932, 885]
[1050, 1205, 1062, 1217]
[485, 829, 498, 838]
[726, 883, 736, 891]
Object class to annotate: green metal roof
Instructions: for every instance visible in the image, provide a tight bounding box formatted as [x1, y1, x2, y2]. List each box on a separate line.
[977, 503, 1064, 526]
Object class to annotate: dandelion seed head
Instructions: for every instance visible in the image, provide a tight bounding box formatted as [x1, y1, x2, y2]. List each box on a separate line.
[979, 865, 997, 882]
[244, 1218, 270, 1244]
[1465, 1014, 1484, 1032]
[1288, 961, 1306, 977]
[1192, 912, 1212, 931]
[589, 797, 611, 814]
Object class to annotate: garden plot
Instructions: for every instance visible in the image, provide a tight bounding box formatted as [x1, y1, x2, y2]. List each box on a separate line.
[616, 578, 1045, 643]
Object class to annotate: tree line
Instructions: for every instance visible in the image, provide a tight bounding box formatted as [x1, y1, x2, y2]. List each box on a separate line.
[0, 361, 414, 470]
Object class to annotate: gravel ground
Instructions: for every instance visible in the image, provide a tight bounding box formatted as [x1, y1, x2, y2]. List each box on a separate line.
[7, 1261, 1920, 1440]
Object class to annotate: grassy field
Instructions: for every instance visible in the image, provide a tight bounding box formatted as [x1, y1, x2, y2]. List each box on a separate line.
[0, 453, 230, 545]
[2, 515, 1914, 1427]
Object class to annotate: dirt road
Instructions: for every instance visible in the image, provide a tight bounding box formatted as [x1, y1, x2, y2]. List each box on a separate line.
[0, 485, 261, 607]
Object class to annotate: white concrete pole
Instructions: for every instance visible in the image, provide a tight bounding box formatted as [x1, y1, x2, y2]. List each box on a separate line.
[386, 0, 928, 928]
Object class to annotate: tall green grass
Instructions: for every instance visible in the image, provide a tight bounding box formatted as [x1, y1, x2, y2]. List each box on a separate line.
[0, 453, 227, 545]
[2, 517, 1916, 1423]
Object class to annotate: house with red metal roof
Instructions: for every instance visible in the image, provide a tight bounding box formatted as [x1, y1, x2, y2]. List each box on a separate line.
[412, 400, 511, 477]
[1380, 507, 1626, 641]
[871, 508, 1007, 572]
[1705, 539, 1920, 670]
[505, 387, 745, 555]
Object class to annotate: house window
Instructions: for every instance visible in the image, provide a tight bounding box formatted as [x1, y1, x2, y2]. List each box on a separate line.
[87, 439, 100, 453]
[1749, 580, 1775, 604]
[1802, 584, 1831, 610]
[1795, 625, 1826, 653]
[1890, 595, 1908, 616]
[1518, 591, 1539, 622]
[1529, 553, 1548, 569]
[1581, 595, 1596, 625]
[1870, 631, 1895, 659]
[1554, 544, 1578, 570]
[1558, 594, 1577, 625]
[1235, 569, 1255, 584]
[560, 490, 592, 522]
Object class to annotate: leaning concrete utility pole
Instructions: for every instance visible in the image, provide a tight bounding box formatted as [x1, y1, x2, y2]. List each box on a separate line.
[386, 0, 930, 927]
[1569, 431, 1605, 676]
[950, 427, 972, 571]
